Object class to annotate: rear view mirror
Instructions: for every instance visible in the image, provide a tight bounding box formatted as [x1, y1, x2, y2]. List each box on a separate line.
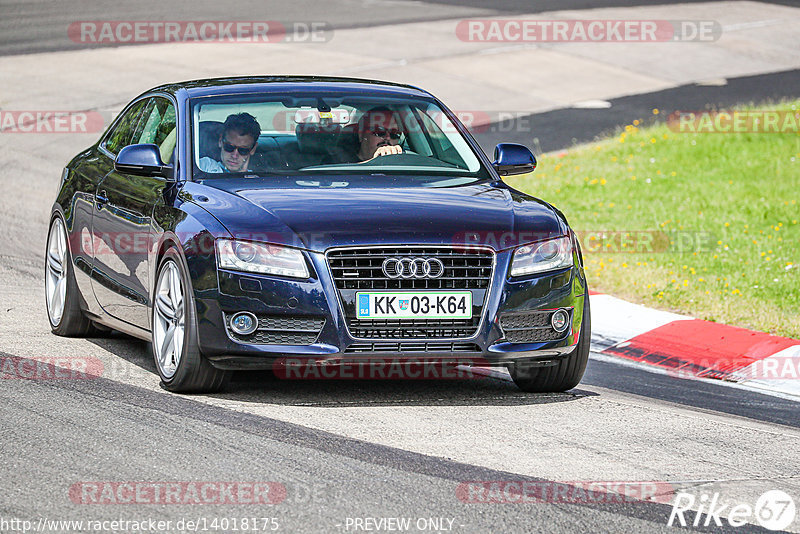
[492, 143, 537, 176]
[294, 108, 350, 125]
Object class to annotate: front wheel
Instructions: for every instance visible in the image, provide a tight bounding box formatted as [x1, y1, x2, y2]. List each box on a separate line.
[509, 295, 591, 393]
[152, 248, 229, 393]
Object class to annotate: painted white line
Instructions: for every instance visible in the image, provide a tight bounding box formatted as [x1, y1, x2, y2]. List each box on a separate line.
[572, 100, 612, 109]
[722, 19, 783, 32]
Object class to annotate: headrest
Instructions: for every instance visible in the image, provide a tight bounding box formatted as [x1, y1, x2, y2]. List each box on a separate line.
[198, 121, 224, 159]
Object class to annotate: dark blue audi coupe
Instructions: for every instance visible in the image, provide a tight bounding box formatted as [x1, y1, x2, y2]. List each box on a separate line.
[46, 76, 590, 393]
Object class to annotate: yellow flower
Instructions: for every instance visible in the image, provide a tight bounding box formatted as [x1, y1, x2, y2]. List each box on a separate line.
[600, 178, 607, 185]
[633, 119, 640, 126]
[652, 108, 659, 115]
[724, 222, 730, 227]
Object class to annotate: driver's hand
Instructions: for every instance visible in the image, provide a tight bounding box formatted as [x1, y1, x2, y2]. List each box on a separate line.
[372, 145, 403, 158]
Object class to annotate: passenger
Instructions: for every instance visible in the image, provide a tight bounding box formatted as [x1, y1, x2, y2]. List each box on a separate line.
[199, 113, 261, 173]
[327, 106, 403, 163]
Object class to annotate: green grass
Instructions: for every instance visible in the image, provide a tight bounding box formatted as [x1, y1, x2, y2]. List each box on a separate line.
[506, 101, 800, 338]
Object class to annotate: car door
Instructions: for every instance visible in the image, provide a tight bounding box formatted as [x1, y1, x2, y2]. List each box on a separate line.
[69, 98, 148, 315]
[91, 96, 177, 329]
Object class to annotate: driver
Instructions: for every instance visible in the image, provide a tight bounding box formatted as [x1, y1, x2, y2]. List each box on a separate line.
[327, 106, 403, 163]
[199, 112, 261, 173]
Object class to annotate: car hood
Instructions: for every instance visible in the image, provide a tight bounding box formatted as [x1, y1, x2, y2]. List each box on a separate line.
[186, 178, 566, 252]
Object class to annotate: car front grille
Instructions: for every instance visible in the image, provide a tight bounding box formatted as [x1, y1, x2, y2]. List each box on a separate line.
[344, 342, 481, 354]
[499, 310, 571, 343]
[327, 246, 494, 291]
[327, 246, 495, 340]
[225, 314, 325, 345]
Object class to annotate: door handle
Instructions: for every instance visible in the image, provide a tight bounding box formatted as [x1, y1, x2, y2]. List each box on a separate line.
[96, 189, 108, 209]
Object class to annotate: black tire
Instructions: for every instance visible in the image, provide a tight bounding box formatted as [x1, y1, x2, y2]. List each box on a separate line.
[509, 295, 591, 393]
[45, 215, 94, 337]
[152, 247, 229, 393]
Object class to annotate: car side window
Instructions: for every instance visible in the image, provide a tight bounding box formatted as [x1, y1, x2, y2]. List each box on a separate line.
[413, 107, 468, 169]
[133, 97, 178, 163]
[103, 99, 147, 155]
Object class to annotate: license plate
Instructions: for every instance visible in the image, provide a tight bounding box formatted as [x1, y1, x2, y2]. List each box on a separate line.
[356, 291, 472, 319]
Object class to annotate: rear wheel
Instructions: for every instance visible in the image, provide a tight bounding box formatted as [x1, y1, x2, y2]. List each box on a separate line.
[152, 248, 229, 393]
[45, 216, 94, 336]
[510, 295, 591, 392]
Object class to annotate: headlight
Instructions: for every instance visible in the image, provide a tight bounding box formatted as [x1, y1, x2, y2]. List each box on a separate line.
[510, 236, 573, 277]
[216, 239, 309, 279]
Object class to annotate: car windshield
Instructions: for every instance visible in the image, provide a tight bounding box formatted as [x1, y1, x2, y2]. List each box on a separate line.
[191, 92, 490, 184]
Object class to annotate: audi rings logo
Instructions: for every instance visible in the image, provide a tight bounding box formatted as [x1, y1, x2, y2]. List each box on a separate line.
[382, 257, 445, 279]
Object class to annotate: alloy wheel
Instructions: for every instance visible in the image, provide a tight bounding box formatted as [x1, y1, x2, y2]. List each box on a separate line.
[153, 260, 185, 379]
[45, 218, 68, 326]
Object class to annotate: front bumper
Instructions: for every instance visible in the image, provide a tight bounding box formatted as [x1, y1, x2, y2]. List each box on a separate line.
[191, 247, 587, 370]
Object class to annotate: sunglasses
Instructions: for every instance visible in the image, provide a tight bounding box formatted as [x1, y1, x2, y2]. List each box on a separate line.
[222, 141, 254, 156]
[371, 127, 402, 140]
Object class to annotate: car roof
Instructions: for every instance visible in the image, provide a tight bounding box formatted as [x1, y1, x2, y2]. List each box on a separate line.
[145, 76, 434, 99]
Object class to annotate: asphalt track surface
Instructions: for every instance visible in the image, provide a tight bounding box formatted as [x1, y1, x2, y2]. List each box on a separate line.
[2, 1, 800, 533]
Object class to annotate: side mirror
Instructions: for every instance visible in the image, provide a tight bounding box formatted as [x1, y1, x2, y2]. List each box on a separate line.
[492, 143, 537, 176]
[115, 144, 174, 180]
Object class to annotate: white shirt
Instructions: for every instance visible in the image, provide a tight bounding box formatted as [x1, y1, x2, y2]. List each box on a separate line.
[198, 157, 227, 173]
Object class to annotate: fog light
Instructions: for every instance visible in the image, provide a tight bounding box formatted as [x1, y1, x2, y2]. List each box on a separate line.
[551, 309, 569, 333]
[230, 312, 258, 335]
